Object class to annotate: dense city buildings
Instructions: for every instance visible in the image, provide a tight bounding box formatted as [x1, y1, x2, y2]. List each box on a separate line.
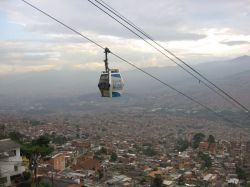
[0, 109, 249, 186]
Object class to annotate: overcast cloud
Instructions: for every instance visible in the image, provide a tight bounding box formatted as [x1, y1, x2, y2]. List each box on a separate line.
[0, 0, 249, 74]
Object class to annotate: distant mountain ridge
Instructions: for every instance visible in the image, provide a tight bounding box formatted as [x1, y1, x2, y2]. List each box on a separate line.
[0, 55, 250, 111]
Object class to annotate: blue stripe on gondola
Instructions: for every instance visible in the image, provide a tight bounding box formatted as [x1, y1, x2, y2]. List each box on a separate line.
[111, 74, 121, 78]
[112, 92, 121, 97]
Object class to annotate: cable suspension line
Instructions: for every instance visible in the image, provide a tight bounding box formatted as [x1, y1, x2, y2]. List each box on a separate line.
[91, 0, 249, 113]
[21, 0, 235, 125]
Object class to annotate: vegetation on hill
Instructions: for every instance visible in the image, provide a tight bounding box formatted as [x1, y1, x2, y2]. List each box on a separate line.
[192, 133, 205, 149]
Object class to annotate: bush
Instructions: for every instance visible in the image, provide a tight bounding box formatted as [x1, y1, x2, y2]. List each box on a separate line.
[23, 171, 31, 181]
[110, 152, 117, 162]
[143, 147, 157, 157]
[192, 133, 205, 149]
[176, 138, 189, 152]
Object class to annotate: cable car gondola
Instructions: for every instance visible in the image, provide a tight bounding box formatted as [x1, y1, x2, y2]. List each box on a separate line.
[98, 48, 124, 97]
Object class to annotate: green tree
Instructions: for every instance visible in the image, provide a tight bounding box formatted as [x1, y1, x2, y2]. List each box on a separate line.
[139, 177, 146, 185]
[17, 181, 31, 187]
[178, 175, 185, 185]
[207, 135, 215, 144]
[17, 171, 32, 187]
[21, 135, 54, 161]
[143, 147, 157, 157]
[199, 152, 212, 169]
[192, 133, 205, 149]
[76, 124, 80, 138]
[93, 153, 103, 161]
[33, 135, 50, 146]
[21, 144, 35, 160]
[151, 175, 163, 187]
[23, 171, 31, 181]
[97, 169, 104, 180]
[38, 181, 51, 187]
[100, 147, 107, 154]
[53, 135, 67, 145]
[176, 138, 189, 152]
[236, 165, 246, 180]
[0, 133, 8, 140]
[110, 152, 117, 162]
[9, 131, 25, 143]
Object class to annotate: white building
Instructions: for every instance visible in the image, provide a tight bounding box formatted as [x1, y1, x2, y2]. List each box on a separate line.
[228, 178, 240, 187]
[0, 139, 25, 186]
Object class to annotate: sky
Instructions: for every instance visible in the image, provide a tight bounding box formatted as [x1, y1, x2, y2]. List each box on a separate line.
[0, 0, 250, 74]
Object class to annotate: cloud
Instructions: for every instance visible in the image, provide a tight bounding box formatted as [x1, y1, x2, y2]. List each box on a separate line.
[0, 0, 217, 41]
[2, 0, 249, 42]
[0, 64, 56, 74]
[221, 41, 250, 46]
[73, 62, 104, 71]
[0, 41, 60, 65]
[0, 0, 250, 74]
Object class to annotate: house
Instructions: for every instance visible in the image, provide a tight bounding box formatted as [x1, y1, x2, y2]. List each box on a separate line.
[199, 141, 209, 152]
[105, 175, 132, 186]
[148, 170, 163, 178]
[228, 178, 240, 187]
[38, 176, 82, 187]
[163, 180, 174, 186]
[51, 153, 66, 171]
[71, 141, 90, 156]
[0, 139, 25, 186]
[199, 141, 216, 154]
[72, 157, 100, 171]
[203, 173, 217, 186]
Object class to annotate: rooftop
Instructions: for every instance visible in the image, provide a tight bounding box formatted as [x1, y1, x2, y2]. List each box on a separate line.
[228, 178, 239, 184]
[0, 139, 20, 153]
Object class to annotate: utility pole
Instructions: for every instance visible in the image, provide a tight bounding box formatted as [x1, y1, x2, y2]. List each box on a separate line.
[31, 153, 39, 187]
[0, 171, 5, 187]
[51, 170, 54, 187]
[34, 157, 38, 187]
[240, 133, 243, 166]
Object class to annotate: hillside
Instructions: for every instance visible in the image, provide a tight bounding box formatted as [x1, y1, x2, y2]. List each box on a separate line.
[0, 55, 250, 111]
